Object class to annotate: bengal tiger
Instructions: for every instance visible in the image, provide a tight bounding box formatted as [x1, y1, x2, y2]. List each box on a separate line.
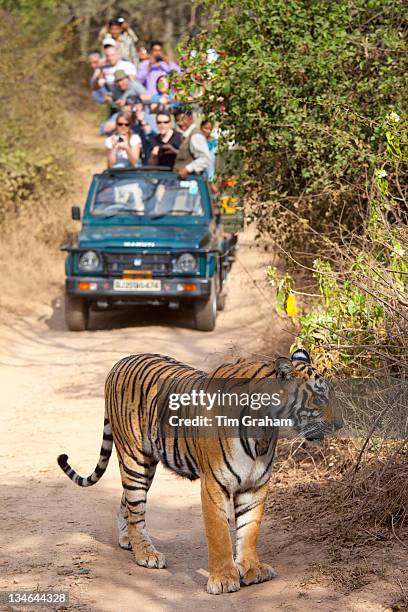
[57, 349, 340, 595]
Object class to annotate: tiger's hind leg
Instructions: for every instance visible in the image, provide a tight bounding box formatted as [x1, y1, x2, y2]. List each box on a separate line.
[234, 483, 277, 586]
[118, 455, 165, 568]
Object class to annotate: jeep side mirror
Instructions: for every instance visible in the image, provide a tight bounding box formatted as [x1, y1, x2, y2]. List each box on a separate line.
[71, 206, 81, 221]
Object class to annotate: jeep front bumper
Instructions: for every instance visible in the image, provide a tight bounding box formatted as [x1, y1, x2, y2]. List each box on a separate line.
[66, 276, 211, 300]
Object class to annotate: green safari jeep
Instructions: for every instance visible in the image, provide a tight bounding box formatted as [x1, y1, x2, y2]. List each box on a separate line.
[62, 168, 241, 332]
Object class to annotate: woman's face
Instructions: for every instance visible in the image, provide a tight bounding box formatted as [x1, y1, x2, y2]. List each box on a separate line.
[201, 122, 213, 140]
[116, 116, 131, 137]
[157, 77, 170, 94]
[156, 114, 172, 136]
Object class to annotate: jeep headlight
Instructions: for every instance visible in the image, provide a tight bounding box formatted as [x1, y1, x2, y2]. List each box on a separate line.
[78, 250, 102, 272]
[174, 253, 197, 273]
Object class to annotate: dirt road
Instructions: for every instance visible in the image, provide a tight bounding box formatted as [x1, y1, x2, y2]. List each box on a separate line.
[0, 117, 393, 612]
[0, 233, 300, 611]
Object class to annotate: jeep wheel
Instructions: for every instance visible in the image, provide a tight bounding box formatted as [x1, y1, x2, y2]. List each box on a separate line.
[216, 292, 227, 311]
[194, 280, 217, 331]
[65, 294, 89, 332]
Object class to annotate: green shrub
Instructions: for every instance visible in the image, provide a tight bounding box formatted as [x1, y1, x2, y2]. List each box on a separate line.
[271, 113, 407, 376]
[177, 0, 407, 256]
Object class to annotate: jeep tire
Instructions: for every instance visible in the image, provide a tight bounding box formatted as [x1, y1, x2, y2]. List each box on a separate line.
[65, 294, 89, 332]
[194, 280, 217, 332]
[216, 292, 227, 311]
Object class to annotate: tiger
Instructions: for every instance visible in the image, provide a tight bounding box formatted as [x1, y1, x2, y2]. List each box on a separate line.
[57, 348, 340, 595]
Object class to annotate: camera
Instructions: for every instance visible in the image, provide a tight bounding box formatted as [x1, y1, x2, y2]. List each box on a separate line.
[118, 135, 124, 143]
[127, 95, 142, 106]
[155, 54, 164, 62]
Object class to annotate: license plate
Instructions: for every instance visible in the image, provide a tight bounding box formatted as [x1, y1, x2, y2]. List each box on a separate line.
[113, 279, 162, 292]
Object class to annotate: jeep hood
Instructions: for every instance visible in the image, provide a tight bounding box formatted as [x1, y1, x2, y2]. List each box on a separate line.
[78, 223, 212, 250]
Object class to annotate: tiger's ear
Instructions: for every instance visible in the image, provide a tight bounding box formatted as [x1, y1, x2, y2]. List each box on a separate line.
[274, 357, 293, 378]
[291, 349, 311, 364]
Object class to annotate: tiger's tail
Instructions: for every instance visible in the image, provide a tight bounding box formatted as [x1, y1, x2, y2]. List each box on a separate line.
[57, 416, 113, 487]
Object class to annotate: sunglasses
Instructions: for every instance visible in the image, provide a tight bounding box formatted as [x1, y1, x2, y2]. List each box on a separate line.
[157, 120, 170, 124]
[117, 122, 130, 127]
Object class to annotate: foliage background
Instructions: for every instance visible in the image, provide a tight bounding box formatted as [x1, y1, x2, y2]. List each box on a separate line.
[178, 0, 407, 377]
[0, 5, 70, 223]
[178, 0, 407, 258]
[0, 2, 74, 312]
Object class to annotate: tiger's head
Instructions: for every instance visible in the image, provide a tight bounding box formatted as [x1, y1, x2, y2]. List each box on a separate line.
[274, 349, 342, 441]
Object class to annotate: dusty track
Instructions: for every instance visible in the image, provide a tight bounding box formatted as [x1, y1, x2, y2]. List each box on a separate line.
[0, 116, 397, 612]
[0, 238, 297, 612]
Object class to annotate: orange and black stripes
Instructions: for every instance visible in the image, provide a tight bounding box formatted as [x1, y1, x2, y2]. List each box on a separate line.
[56, 350, 339, 594]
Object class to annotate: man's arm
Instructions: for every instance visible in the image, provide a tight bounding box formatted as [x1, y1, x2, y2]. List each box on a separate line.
[125, 80, 149, 102]
[91, 68, 105, 90]
[136, 60, 149, 85]
[163, 60, 181, 74]
[127, 27, 138, 44]
[128, 40, 138, 66]
[185, 133, 211, 174]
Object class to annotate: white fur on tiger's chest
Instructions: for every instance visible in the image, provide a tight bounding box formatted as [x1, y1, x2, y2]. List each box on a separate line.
[218, 438, 275, 494]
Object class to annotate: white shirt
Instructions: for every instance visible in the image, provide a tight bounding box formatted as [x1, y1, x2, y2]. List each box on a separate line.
[102, 59, 137, 89]
[182, 123, 211, 174]
[105, 133, 141, 165]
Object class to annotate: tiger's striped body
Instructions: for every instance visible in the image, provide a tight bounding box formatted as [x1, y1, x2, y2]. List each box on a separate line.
[58, 350, 338, 594]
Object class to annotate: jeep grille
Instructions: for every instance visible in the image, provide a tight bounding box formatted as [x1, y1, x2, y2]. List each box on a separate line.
[104, 252, 172, 276]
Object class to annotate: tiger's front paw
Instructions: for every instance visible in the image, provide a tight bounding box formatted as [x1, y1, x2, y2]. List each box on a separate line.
[134, 548, 166, 569]
[206, 567, 240, 595]
[236, 559, 277, 586]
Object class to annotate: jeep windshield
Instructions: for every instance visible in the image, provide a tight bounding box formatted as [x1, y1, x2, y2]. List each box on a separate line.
[91, 175, 205, 218]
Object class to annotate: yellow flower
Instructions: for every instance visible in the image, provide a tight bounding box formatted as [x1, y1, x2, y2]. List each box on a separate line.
[285, 292, 298, 318]
[221, 196, 238, 214]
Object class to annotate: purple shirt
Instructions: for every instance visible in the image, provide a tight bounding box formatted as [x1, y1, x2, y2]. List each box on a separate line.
[136, 60, 181, 96]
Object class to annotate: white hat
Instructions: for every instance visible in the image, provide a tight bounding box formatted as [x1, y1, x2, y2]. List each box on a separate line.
[103, 35, 117, 47]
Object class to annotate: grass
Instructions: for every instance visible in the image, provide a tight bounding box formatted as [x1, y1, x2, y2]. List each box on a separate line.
[0, 207, 68, 318]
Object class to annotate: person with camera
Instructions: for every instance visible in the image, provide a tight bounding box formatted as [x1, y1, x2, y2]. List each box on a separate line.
[88, 52, 110, 105]
[112, 69, 149, 108]
[105, 111, 141, 168]
[149, 111, 182, 170]
[136, 41, 180, 96]
[99, 70, 149, 135]
[127, 97, 157, 166]
[117, 17, 138, 47]
[107, 18, 138, 65]
[92, 45, 136, 96]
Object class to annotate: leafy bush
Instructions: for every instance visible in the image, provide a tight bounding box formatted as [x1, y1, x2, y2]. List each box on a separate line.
[177, 0, 407, 256]
[271, 113, 407, 376]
